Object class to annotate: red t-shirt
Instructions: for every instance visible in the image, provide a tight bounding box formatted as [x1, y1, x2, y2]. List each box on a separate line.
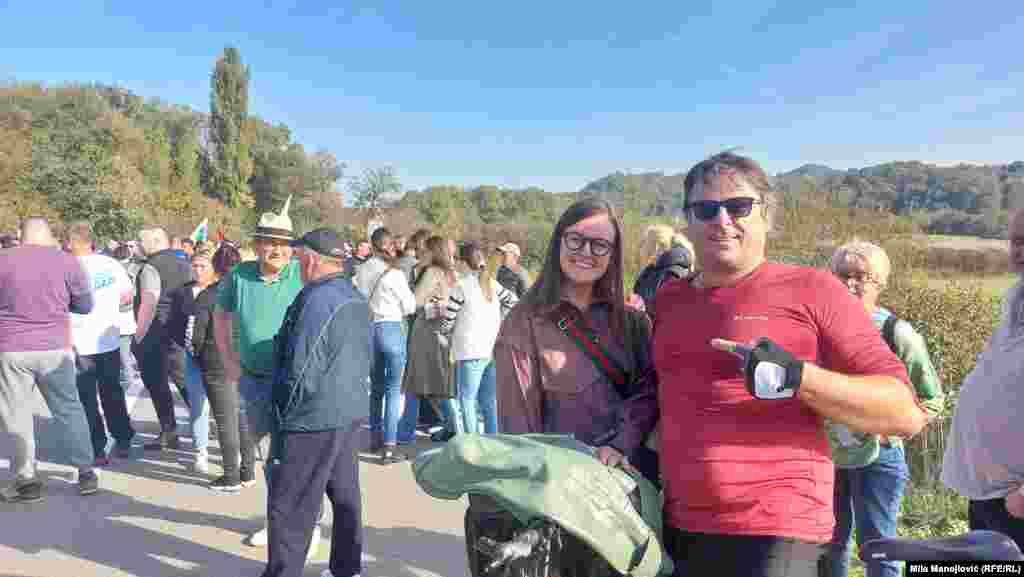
[652, 261, 910, 543]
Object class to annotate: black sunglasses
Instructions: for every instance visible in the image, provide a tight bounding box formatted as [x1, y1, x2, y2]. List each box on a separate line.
[562, 231, 614, 257]
[686, 197, 762, 221]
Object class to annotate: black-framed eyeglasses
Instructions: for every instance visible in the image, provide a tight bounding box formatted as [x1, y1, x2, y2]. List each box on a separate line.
[562, 231, 614, 257]
[686, 197, 762, 221]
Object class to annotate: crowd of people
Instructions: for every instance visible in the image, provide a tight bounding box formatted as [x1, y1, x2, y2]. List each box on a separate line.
[0, 150, 1021, 577]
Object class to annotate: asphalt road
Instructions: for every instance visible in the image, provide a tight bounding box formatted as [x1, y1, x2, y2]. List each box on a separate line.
[0, 384, 470, 577]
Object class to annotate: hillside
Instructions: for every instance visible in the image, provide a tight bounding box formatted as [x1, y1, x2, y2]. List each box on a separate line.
[0, 79, 344, 240]
[579, 160, 1024, 238]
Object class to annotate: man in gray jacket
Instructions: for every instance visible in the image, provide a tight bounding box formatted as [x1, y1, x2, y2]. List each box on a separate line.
[261, 228, 372, 577]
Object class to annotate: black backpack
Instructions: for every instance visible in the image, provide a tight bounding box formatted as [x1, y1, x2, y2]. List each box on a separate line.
[633, 247, 692, 315]
[881, 315, 899, 354]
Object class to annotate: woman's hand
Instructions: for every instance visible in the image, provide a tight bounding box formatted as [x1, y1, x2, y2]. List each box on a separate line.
[596, 446, 637, 474]
[626, 293, 646, 312]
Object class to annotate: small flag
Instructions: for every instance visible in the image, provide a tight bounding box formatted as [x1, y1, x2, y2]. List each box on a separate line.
[190, 218, 209, 243]
[216, 228, 225, 242]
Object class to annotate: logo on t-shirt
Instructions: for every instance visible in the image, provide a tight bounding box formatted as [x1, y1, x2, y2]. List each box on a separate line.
[93, 271, 115, 291]
[734, 314, 771, 322]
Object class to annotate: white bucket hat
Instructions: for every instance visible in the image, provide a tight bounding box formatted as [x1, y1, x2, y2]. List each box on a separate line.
[252, 195, 294, 241]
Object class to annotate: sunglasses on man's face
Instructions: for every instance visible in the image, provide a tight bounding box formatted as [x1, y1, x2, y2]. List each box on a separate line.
[686, 197, 761, 222]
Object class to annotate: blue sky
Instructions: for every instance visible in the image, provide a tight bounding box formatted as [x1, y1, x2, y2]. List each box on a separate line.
[2, 1, 1021, 193]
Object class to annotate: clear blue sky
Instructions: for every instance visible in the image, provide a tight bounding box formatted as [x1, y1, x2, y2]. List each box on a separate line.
[2, 1, 1021, 193]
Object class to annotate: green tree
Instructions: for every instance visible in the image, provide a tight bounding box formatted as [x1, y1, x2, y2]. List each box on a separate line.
[349, 166, 402, 217]
[209, 46, 252, 208]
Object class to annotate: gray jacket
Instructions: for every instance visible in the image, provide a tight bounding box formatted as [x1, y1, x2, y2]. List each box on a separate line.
[272, 272, 372, 432]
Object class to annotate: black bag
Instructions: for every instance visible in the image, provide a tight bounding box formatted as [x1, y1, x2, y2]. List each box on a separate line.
[464, 493, 641, 577]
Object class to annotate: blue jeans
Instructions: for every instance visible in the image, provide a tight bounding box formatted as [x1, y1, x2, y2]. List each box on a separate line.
[399, 395, 464, 441]
[457, 358, 497, 434]
[827, 444, 910, 577]
[184, 355, 210, 452]
[369, 322, 406, 447]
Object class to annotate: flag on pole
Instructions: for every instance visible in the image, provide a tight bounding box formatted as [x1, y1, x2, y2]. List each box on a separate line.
[190, 218, 209, 243]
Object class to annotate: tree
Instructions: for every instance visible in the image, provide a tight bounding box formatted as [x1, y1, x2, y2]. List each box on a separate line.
[349, 166, 402, 217]
[209, 46, 253, 208]
[422, 185, 465, 239]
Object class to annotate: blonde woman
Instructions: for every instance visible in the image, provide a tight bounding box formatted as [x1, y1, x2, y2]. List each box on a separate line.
[632, 225, 694, 313]
[439, 242, 517, 434]
[825, 239, 944, 577]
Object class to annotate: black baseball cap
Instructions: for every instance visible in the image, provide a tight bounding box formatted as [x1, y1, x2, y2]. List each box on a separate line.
[290, 228, 345, 258]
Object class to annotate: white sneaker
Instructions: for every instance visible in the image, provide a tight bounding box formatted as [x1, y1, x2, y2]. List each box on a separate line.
[193, 449, 209, 474]
[306, 525, 321, 560]
[248, 525, 268, 547]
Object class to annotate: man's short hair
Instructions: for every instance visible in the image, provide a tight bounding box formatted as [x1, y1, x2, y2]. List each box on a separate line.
[370, 227, 392, 251]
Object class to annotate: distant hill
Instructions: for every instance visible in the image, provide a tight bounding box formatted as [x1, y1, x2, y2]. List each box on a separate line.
[783, 163, 843, 179]
[579, 160, 1024, 237]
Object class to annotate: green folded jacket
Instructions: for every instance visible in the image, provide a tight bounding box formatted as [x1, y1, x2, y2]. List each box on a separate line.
[412, 433, 674, 577]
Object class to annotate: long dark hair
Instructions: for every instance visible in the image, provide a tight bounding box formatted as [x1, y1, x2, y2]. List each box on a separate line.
[523, 198, 626, 336]
[212, 243, 242, 277]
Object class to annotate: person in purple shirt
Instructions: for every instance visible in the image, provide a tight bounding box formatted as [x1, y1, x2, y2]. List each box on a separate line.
[0, 217, 100, 503]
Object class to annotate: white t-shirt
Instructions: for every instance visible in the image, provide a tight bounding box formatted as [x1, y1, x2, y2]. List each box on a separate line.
[941, 279, 1024, 500]
[72, 253, 131, 356]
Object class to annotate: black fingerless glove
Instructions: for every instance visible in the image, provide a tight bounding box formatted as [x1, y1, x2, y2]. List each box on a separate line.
[744, 337, 804, 400]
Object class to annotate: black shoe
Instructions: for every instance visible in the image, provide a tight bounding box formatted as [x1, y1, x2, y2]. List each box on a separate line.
[144, 431, 180, 451]
[78, 470, 99, 496]
[239, 467, 257, 488]
[430, 429, 456, 443]
[380, 448, 408, 464]
[210, 475, 242, 493]
[0, 480, 43, 504]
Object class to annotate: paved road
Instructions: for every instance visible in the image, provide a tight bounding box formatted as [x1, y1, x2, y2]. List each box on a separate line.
[0, 386, 470, 577]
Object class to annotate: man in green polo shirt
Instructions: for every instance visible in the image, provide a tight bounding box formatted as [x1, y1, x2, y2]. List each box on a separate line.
[214, 201, 314, 552]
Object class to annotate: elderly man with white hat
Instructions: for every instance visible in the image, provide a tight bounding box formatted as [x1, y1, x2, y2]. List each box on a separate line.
[495, 242, 531, 299]
[213, 197, 324, 555]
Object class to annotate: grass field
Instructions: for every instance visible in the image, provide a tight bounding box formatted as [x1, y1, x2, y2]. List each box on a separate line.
[920, 234, 1009, 252]
[924, 273, 1018, 296]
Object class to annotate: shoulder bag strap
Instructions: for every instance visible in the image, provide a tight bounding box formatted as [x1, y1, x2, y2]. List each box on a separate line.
[551, 304, 630, 395]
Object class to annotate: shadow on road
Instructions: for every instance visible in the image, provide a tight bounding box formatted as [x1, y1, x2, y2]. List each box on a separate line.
[0, 483, 264, 576]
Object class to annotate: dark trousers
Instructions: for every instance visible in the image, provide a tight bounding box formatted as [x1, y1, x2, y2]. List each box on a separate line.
[132, 333, 177, 432]
[262, 426, 362, 577]
[201, 369, 241, 479]
[76, 348, 135, 457]
[664, 526, 828, 577]
[969, 497, 1024, 552]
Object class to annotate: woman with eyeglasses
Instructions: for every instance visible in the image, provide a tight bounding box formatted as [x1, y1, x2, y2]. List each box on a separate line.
[824, 240, 945, 577]
[493, 198, 658, 475]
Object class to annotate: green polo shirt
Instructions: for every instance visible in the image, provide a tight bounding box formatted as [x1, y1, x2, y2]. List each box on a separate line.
[216, 259, 303, 379]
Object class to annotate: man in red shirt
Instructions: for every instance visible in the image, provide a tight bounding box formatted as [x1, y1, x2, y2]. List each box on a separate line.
[652, 151, 927, 577]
